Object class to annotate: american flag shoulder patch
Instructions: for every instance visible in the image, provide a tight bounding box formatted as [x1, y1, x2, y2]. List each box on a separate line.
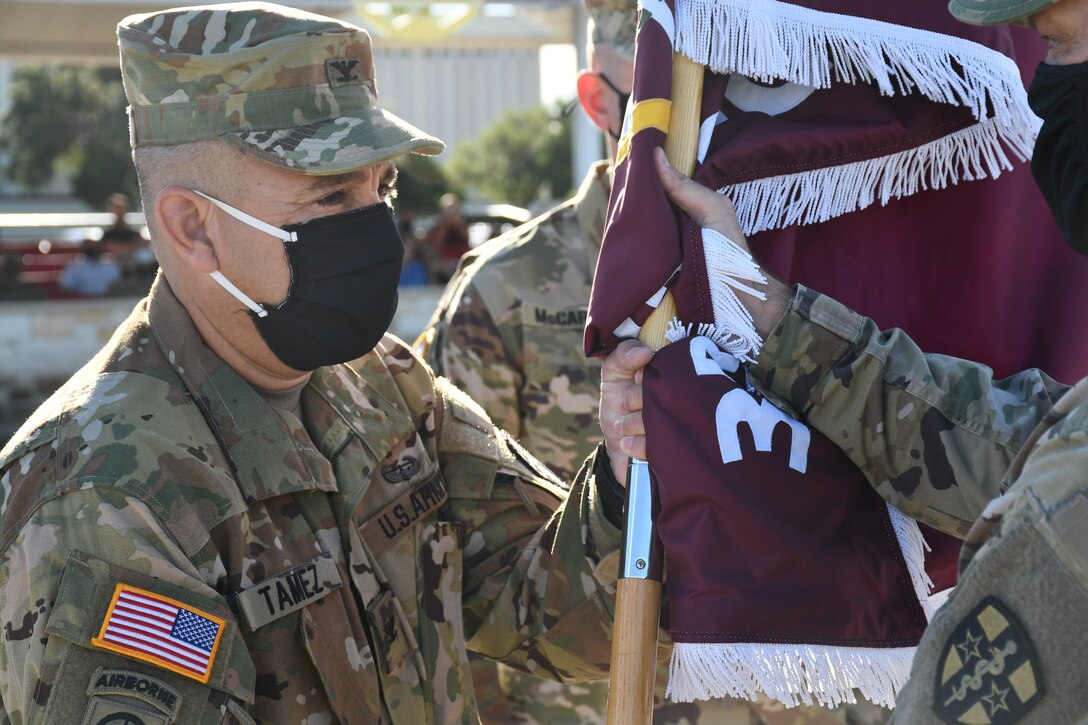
[91, 583, 226, 684]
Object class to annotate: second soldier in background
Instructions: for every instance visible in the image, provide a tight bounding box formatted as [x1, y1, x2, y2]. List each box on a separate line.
[418, 0, 889, 722]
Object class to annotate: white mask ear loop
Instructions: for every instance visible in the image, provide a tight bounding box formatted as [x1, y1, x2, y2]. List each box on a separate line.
[193, 189, 298, 242]
[210, 271, 268, 317]
[194, 189, 294, 318]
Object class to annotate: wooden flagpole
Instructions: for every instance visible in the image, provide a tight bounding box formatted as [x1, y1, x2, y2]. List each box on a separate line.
[605, 51, 704, 725]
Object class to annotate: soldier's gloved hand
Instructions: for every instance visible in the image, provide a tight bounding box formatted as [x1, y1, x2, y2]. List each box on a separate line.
[600, 339, 653, 481]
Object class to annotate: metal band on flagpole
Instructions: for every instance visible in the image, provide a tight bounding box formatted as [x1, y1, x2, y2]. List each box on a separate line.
[620, 460, 663, 580]
[606, 51, 705, 725]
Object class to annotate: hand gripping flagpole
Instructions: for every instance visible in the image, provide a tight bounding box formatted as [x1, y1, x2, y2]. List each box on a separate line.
[606, 52, 705, 725]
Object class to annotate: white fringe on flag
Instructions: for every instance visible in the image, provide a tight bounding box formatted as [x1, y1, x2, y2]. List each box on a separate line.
[664, 227, 767, 361]
[886, 503, 951, 622]
[667, 640, 916, 708]
[673, 0, 1038, 131]
[723, 116, 1032, 236]
[671, 0, 1041, 235]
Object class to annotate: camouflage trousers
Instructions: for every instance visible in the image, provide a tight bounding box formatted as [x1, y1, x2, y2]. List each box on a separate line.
[470, 656, 891, 724]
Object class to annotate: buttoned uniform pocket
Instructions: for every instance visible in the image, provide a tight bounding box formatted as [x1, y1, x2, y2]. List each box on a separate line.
[30, 552, 255, 725]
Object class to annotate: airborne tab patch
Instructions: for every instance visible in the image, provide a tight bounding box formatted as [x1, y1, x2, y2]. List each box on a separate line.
[84, 667, 182, 724]
[935, 596, 1043, 725]
[91, 584, 226, 684]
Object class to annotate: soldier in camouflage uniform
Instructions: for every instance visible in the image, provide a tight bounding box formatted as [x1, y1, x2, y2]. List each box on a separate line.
[616, 0, 1088, 707]
[417, 1, 887, 723]
[415, 8, 621, 722]
[0, 4, 648, 723]
[417, 2, 626, 484]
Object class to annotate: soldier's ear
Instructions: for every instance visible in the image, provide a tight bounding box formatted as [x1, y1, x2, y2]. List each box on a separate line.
[577, 71, 612, 132]
[156, 186, 220, 274]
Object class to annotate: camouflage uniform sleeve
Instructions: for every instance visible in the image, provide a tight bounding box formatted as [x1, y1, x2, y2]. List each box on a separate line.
[424, 274, 525, 438]
[432, 377, 621, 683]
[890, 400, 1088, 723]
[747, 285, 1070, 537]
[0, 465, 253, 724]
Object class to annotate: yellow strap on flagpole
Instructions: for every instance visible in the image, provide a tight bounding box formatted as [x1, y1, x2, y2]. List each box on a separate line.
[615, 98, 674, 167]
[605, 51, 704, 725]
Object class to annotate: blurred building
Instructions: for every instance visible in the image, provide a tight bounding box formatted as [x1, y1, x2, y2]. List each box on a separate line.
[0, 0, 576, 158]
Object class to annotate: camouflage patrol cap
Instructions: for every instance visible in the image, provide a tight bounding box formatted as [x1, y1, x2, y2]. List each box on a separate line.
[948, 0, 1058, 26]
[117, 2, 444, 175]
[585, 0, 638, 59]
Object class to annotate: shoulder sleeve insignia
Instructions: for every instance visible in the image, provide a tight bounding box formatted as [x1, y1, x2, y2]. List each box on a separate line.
[84, 667, 182, 725]
[935, 596, 1044, 724]
[91, 584, 227, 684]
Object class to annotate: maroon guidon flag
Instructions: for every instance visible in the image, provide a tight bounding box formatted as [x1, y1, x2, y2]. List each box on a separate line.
[644, 335, 936, 706]
[585, 0, 1054, 708]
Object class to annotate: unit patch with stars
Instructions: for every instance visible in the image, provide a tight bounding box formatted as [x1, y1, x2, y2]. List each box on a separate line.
[935, 596, 1044, 724]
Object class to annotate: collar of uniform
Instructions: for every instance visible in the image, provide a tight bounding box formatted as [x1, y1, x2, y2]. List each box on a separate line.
[572, 160, 612, 254]
[146, 275, 337, 499]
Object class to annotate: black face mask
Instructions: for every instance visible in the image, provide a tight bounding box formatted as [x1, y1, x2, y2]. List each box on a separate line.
[1027, 60, 1088, 255]
[597, 72, 631, 142]
[201, 192, 403, 371]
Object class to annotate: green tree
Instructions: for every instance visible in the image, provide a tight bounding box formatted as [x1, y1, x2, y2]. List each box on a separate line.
[1, 65, 138, 208]
[447, 104, 572, 207]
[394, 153, 455, 214]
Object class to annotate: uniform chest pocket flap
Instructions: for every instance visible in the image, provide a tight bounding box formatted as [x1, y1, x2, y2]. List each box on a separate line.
[36, 551, 255, 725]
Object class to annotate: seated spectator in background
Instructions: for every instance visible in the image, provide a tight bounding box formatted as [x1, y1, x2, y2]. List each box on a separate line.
[59, 239, 121, 297]
[100, 192, 145, 258]
[427, 192, 470, 282]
